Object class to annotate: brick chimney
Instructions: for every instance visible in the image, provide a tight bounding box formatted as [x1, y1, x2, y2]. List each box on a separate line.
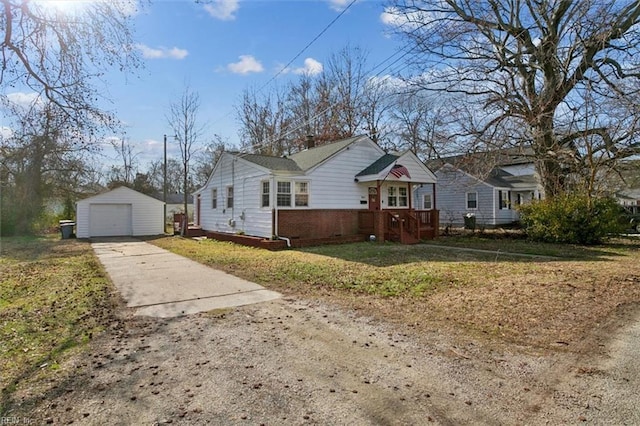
[306, 134, 315, 149]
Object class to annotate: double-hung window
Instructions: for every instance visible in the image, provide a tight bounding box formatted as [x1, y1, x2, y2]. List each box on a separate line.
[261, 181, 270, 208]
[277, 181, 291, 207]
[388, 186, 408, 207]
[211, 188, 217, 209]
[388, 186, 398, 207]
[226, 186, 234, 208]
[466, 192, 477, 209]
[398, 187, 408, 207]
[422, 194, 432, 210]
[295, 182, 309, 207]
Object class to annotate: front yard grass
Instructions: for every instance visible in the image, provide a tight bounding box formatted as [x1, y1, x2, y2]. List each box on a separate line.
[152, 235, 640, 351]
[0, 237, 117, 414]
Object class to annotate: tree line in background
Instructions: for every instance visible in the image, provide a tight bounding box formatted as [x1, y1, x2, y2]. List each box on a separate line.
[2, 0, 640, 239]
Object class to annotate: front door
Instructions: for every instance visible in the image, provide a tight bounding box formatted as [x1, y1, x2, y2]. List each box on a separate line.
[368, 187, 380, 211]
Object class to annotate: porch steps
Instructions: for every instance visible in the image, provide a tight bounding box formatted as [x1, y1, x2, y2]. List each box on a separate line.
[400, 231, 420, 245]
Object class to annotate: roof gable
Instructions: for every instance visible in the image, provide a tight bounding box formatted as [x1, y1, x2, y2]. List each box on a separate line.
[287, 135, 378, 171]
[79, 186, 164, 204]
[356, 150, 437, 183]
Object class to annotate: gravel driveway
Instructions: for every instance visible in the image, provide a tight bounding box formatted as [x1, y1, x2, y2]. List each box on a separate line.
[19, 295, 640, 425]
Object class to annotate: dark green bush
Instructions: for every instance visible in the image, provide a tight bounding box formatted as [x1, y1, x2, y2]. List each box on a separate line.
[518, 195, 626, 245]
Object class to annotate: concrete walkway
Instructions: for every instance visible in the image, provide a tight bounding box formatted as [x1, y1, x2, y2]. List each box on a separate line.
[91, 238, 281, 318]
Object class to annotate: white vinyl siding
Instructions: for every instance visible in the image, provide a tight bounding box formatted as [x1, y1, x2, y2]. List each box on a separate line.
[195, 153, 273, 238]
[300, 139, 385, 209]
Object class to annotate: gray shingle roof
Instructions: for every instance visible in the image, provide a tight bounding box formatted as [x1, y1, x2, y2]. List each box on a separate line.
[355, 153, 398, 177]
[239, 153, 302, 172]
[287, 136, 365, 171]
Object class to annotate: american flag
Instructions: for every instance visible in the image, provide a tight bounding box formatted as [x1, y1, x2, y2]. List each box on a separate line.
[389, 164, 411, 179]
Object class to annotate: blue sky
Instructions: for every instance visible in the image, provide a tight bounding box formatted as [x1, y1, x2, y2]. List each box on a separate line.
[96, 0, 404, 168]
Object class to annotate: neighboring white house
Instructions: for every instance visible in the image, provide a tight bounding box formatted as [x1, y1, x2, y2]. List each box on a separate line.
[617, 188, 640, 214]
[416, 147, 543, 228]
[76, 186, 165, 238]
[193, 135, 438, 244]
[151, 192, 194, 223]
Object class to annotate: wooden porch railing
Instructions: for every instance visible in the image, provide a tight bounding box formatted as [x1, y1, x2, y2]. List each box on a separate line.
[358, 209, 439, 244]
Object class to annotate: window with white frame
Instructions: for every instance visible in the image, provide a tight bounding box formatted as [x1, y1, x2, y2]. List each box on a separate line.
[388, 186, 398, 207]
[398, 187, 408, 207]
[466, 192, 477, 209]
[277, 181, 291, 207]
[211, 188, 217, 209]
[498, 190, 510, 209]
[295, 182, 309, 207]
[261, 181, 270, 208]
[422, 193, 432, 210]
[387, 186, 408, 207]
[226, 186, 234, 208]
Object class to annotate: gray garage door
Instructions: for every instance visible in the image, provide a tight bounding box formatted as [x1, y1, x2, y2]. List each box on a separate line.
[89, 204, 132, 237]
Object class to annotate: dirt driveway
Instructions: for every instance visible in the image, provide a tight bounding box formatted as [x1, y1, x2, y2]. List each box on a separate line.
[20, 293, 640, 425]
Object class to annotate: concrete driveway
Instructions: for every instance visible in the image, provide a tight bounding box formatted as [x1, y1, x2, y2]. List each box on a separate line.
[91, 238, 281, 318]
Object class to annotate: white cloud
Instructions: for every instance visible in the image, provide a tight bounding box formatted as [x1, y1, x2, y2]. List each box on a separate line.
[327, 0, 352, 12]
[278, 58, 324, 76]
[227, 55, 264, 74]
[137, 44, 188, 60]
[204, 0, 239, 21]
[380, 6, 434, 30]
[0, 126, 13, 141]
[6, 91, 41, 108]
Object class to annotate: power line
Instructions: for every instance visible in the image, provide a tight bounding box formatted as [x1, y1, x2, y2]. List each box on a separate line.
[258, 0, 358, 93]
[208, 0, 358, 130]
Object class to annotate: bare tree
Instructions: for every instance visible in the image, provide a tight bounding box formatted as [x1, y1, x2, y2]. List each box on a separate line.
[192, 134, 229, 188]
[108, 137, 139, 186]
[236, 45, 390, 153]
[388, 0, 640, 197]
[167, 85, 205, 235]
[1, 0, 141, 126]
[237, 87, 292, 156]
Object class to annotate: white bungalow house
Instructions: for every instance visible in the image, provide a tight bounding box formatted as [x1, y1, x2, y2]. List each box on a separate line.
[416, 147, 543, 229]
[193, 135, 439, 247]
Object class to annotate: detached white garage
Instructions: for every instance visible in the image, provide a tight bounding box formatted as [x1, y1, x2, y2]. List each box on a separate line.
[76, 186, 165, 238]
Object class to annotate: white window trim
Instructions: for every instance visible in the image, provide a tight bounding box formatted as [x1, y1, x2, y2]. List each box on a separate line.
[276, 180, 310, 208]
[387, 185, 409, 208]
[295, 181, 310, 207]
[260, 180, 270, 208]
[466, 191, 478, 210]
[423, 193, 432, 210]
[211, 187, 217, 209]
[226, 186, 234, 209]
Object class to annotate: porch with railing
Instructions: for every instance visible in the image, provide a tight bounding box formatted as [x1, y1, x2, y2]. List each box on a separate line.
[358, 209, 439, 244]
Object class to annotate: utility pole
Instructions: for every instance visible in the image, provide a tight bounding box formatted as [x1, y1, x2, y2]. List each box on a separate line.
[163, 134, 167, 233]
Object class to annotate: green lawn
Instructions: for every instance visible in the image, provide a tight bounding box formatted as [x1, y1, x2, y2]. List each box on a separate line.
[0, 237, 117, 413]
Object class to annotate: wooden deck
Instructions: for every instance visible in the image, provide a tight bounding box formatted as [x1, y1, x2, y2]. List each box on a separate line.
[358, 209, 439, 244]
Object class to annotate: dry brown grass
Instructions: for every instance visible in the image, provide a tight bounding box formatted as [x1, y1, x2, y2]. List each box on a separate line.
[151, 235, 640, 353]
